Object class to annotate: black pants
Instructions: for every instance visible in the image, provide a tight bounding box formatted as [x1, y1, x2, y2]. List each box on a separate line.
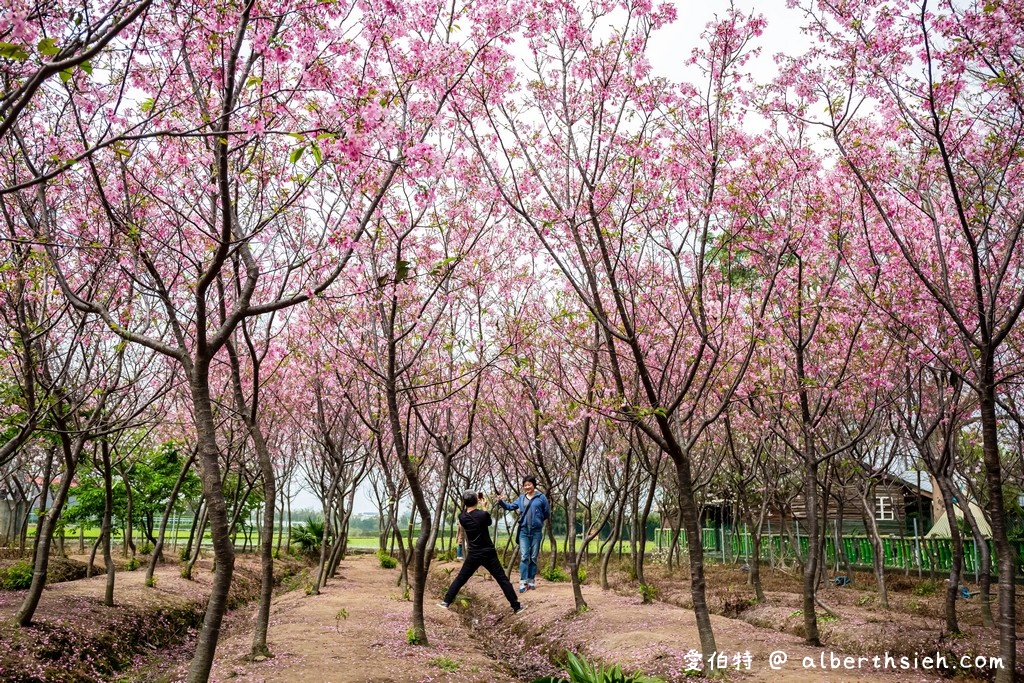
[443, 549, 521, 609]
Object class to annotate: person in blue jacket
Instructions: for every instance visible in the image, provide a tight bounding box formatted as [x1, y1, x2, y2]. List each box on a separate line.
[497, 475, 550, 593]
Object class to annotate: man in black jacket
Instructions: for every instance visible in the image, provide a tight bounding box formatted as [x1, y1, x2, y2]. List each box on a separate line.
[439, 490, 526, 613]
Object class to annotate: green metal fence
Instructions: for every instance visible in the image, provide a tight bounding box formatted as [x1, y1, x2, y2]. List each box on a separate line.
[652, 526, 1024, 578]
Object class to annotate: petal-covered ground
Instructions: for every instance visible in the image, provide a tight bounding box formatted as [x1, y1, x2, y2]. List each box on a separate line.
[1, 552, 1014, 682]
[144, 555, 1002, 682]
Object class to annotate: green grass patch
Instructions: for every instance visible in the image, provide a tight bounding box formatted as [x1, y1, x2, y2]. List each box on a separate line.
[430, 656, 459, 672]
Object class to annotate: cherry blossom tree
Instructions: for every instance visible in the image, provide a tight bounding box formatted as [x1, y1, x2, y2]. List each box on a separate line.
[777, 1, 1024, 673]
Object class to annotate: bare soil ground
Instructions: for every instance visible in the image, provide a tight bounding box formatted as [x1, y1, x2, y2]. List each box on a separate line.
[2, 551, 1018, 682]
[139, 556, 1006, 682]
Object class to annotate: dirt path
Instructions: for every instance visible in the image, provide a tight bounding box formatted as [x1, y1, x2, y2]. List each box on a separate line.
[143, 556, 983, 683]
[156, 556, 519, 683]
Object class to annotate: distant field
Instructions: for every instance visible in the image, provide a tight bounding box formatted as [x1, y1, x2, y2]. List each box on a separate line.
[27, 525, 654, 556]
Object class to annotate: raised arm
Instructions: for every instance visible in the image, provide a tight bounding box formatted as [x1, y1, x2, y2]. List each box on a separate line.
[497, 495, 519, 512]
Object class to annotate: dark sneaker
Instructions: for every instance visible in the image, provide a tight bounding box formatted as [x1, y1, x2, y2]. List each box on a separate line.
[437, 602, 449, 609]
[528, 584, 536, 590]
[513, 603, 528, 614]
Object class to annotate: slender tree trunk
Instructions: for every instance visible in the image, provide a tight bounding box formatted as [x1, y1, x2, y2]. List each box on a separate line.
[102, 441, 116, 607]
[186, 375, 236, 683]
[634, 464, 659, 587]
[87, 531, 102, 578]
[31, 446, 55, 558]
[670, 441, 717, 658]
[120, 464, 136, 558]
[801, 453, 821, 645]
[311, 476, 340, 595]
[147, 453, 197, 586]
[182, 505, 208, 580]
[183, 502, 204, 565]
[17, 440, 77, 626]
[750, 498, 769, 603]
[959, 501, 993, 627]
[936, 477, 963, 634]
[860, 483, 888, 609]
[977, 383, 1015, 683]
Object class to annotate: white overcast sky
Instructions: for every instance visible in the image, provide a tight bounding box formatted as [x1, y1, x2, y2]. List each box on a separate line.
[649, 0, 809, 82]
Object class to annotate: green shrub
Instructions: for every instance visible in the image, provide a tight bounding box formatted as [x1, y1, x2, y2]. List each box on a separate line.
[430, 656, 459, 672]
[126, 557, 140, 571]
[912, 579, 938, 596]
[1, 561, 34, 590]
[179, 546, 191, 562]
[541, 565, 569, 582]
[377, 549, 398, 569]
[576, 565, 587, 584]
[138, 541, 154, 555]
[291, 517, 325, 556]
[639, 583, 658, 604]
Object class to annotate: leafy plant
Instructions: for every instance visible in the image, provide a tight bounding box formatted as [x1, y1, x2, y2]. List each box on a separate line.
[1, 561, 34, 590]
[542, 565, 569, 582]
[291, 516, 325, 555]
[377, 549, 397, 569]
[639, 583, 658, 604]
[406, 627, 423, 645]
[145, 574, 158, 588]
[137, 541, 154, 555]
[429, 656, 459, 672]
[533, 651, 664, 683]
[126, 557, 140, 571]
[912, 579, 938, 596]
[577, 565, 587, 584]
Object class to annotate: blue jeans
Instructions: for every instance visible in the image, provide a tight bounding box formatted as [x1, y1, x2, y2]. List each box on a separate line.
[518, 528, 543, 583]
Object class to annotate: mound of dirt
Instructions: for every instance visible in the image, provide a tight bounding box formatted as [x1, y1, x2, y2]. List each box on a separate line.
[0, 556, 304, 683]
[0, 556, 102, 589]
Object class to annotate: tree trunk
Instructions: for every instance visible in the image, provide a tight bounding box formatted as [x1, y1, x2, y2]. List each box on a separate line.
[182, 505, 208, 580]
[936, 476, 963, 634]
[958, 495, 994, 627]
[31, 446, 55, 559]
[977, 383, 1015, 683]
[120, 464, 136, 558]
[186, 376, 236, 683]
[17, 439, 78, 626]
[102, 441, 116, 607]
[87, 532, 102, 578]
[801, 453, 821, 645]
[669, 442, 717, 659]
[860, 483, 888, 609]
[634, 463, 659, 587]
[147, 452, 196, 586]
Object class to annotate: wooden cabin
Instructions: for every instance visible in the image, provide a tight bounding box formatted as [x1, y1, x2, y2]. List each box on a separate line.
[696, 471, 934, 537]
